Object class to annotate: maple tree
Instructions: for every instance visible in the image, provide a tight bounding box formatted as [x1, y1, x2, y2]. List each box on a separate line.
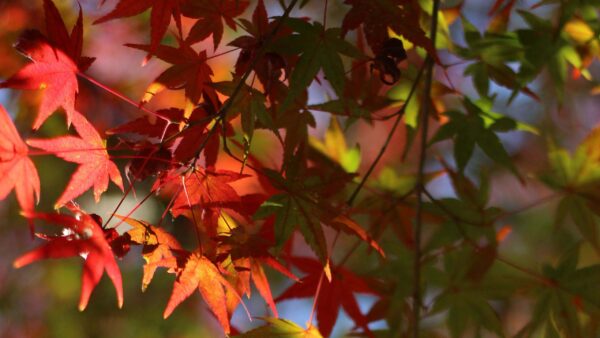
[1, 0, 600, 338]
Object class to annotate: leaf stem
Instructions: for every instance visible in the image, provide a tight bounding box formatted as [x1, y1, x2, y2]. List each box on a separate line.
[346, 62, 426, 206]
[323, 0, 328, 30]
[308, 269, 325, 326]
[182, 173, 203, 248]
[412, 0, 441, 336]
[337, 188, 415, 267]
[420, 188, 558, 287]
[77, 72, 168, 122]
[107, 186, 156, 230]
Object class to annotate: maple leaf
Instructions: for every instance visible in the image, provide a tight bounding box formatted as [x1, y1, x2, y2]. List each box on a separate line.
[228, 0, 294, 98]
[127, 41, 218, 105]
[309, 57, 390, 119]
[430, 98, 524, 182]
[276, 257, 377, 338]
[218, 226, 300, 317]
[169, 167, 250, 218]
[514, 248, 600, 338]
[0, 31, 78, 129]
[94, 0, 183, 59]
[168, 103, 224, 165]
[163, 252, 237, 334]
[255, 193, 329, 262]
[181, 0, 250, 50]
[0, 104, 40, 213]
[309, 117, 361, 173]
[107, 105, 222, 167]
[233, 317, 323, 338]
[116, 216, 184, 291]
[220, 226, 297, 280]
[341, 0, 436, 58]
[27, 112, 123, 208]
[0, 0, 95, 129]
[255, 171, 384, 263]
[276, 18, 364, 111]
[308, 29, 389, 120]
[227, 256, 279, 317]
[13, 203, 123, 311]
[212, 79, 275, 149]
[487, 0, 517, 32]
[42, 0, 95, 71]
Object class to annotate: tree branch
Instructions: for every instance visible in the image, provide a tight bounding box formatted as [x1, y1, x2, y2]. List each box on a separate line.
[412, 0, 441, 336]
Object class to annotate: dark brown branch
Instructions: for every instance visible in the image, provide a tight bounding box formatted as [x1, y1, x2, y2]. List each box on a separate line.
[412, 0, 441, 336]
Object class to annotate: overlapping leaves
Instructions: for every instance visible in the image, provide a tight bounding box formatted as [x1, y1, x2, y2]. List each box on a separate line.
[1, 1, 599, 338]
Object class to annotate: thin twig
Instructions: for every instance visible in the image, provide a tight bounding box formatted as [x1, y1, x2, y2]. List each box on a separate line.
[323, 0, 328, 30]
[420, 188, 560, 288]
[347, 62, 427, 206]
[78, 72, 168, 122]
[337, 188, 415, 267]
[494, 193, 559, 221]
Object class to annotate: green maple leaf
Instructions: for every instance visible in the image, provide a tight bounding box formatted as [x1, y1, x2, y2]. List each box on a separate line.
[430, 98, 523, 181]
[455, 17, 539, 101]
[254, 171, 384, 263]
[255, 193, 329, 261]
[272, 18, 363, 111]
[516, 247, 600, 338]
[233, 318, 323, 338]
[541, 129, 600, 251]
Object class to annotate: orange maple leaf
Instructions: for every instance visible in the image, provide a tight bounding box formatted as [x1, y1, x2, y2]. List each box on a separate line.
[116, 216, 184, 291]
[164, 252, 237, 334]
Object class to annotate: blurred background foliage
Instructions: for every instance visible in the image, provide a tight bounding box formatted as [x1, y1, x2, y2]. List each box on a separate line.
[0, 0, 599, 337]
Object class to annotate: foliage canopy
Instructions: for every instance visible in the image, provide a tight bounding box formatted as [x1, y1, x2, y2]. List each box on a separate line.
[0, 0, 599, 337]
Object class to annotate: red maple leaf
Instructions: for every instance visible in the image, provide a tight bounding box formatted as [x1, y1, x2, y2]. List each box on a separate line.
[157, 167, 262, 239]
[94, 0, 183, 60]
[127, 41, 218, 105]
[218, 226, 300, 317]
[169, 167, 249, 218]
[0, 31, 78, 129]
[163, 252, 236, 334]
[228, 0, 292, 94]
[27, 112, 123, 208]
[0, 0, 94, 129]
[229, 256, 280, 316]
[13, 203, 123, 311]
[341, 0, 436, 58]
[0, 105, 40, 213]
[167, 103, 223, 165]
[181, 0, 250, 50]
[42, 0, 95, 70]
[276, 257, 377, 338]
